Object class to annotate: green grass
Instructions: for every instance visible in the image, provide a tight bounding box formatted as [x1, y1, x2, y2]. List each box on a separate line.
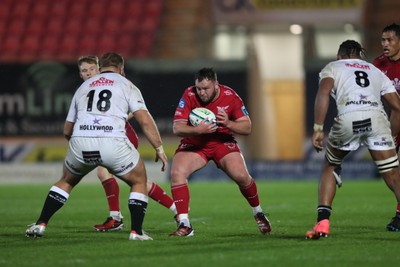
[0, 180, 399, 267]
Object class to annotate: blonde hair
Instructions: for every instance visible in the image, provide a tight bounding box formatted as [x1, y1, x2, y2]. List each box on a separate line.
[77, 55, 99, 67]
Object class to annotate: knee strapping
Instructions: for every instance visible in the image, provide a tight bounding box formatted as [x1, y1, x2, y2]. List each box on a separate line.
[325, 147, 343, 166]
[375, 156, 399, 173]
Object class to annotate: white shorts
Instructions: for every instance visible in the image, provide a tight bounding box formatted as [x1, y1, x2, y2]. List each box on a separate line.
[65, 137, 139, 177]
[328, 110, 395, 151]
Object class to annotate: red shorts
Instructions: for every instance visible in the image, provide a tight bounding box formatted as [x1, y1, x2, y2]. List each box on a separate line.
[125, 122, 139, 148]
[175, 141, 240, 166]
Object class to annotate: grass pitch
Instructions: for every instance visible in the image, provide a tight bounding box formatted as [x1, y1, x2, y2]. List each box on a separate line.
[0, 180, 399, 267]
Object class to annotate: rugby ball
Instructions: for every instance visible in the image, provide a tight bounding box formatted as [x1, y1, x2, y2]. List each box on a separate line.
[189, 107, 216, 127]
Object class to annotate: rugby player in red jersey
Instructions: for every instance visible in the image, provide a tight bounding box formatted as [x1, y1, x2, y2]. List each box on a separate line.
[373, 23, 400, 93]
[373, 23, 400, 150]
[373, 23, 400, 231]
[169, 68, 271, 236]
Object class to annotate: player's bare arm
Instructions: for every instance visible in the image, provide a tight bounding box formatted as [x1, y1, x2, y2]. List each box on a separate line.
[63, 121, 74, 141]
[173, 120, 217, 137]
[133, 109, 168, 171]
[312, 77, 333, 152]
[217, 110, 251, 135]
[314, 77, 333, 125]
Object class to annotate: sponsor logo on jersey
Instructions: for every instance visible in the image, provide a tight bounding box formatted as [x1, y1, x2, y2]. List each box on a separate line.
[89, 77, 114, 87]
[178, 98, 185, 110]
[217, 106, 229, 113]
[224, 90, 233, 96]
[79, 125, 114, 132]
[345, 95, 378, 107]
[345, 63, 370, 70]
[175, 110, 182, 116]
[93, 118, 101, 124]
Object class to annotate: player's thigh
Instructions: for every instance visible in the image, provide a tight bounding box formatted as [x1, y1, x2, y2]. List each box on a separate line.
[325, 143, 350, 162]
[219, 152, 251, 184]
[170, 151, 207, 182]
[119, 157, 147, 187]
[369, 149, 397, 161]
[369, 148, 398, 178]
[55, 164, 84, 192]
[97, 166, 113, 182]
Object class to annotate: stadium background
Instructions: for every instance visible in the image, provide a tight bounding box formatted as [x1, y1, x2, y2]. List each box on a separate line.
[0, 0, 397, 182]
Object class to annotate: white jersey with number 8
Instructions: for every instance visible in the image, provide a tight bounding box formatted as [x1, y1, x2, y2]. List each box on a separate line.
[320, 58, 396, 116]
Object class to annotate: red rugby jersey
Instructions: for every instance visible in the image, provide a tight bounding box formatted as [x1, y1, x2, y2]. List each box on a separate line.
[373, 54, 400, 92]
[173, 84, 249, 147]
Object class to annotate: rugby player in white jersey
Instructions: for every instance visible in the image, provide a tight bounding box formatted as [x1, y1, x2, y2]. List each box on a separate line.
[77, 55, 177, 232]
[26, 52, 168, 241]
[306, 40, 400, 239]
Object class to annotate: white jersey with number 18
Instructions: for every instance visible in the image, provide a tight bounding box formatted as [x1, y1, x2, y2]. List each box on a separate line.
[66, 72, 147, 138]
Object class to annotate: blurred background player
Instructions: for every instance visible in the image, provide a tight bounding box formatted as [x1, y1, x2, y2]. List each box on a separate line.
[77, 56, 177, 231]
[306, 40, 400, 239]
[26, 52, 169, 240]
[373, 23, 400, 151]
[169, 67, 271, 236]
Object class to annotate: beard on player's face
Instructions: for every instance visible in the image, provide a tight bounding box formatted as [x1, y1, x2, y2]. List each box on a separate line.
[196, 87, 217, 105]
[195, 80, 218, 105]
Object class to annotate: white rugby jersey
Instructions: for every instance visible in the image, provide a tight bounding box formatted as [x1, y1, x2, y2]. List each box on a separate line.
[66, 72, 147, 137]
[320, 58, 396, 116]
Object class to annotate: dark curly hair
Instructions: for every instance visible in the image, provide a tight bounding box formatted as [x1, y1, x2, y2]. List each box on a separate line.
[337, 40, 367, 59]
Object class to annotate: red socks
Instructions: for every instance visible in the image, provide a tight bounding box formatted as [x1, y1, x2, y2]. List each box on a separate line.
[148, 183, 174, 209]
[239, 179, 260, 207]
[171, 183, 190, 214]
[102, 178, 120, 212]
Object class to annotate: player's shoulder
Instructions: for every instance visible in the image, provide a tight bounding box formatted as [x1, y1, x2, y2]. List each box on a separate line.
[184, 86, 197, 97]
[219, 84, 237, 96]
[373, 54, 387, 63]
[320, 60, 337, 72]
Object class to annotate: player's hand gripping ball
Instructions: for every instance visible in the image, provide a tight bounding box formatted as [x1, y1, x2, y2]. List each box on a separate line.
[189, 107, 216, 127]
